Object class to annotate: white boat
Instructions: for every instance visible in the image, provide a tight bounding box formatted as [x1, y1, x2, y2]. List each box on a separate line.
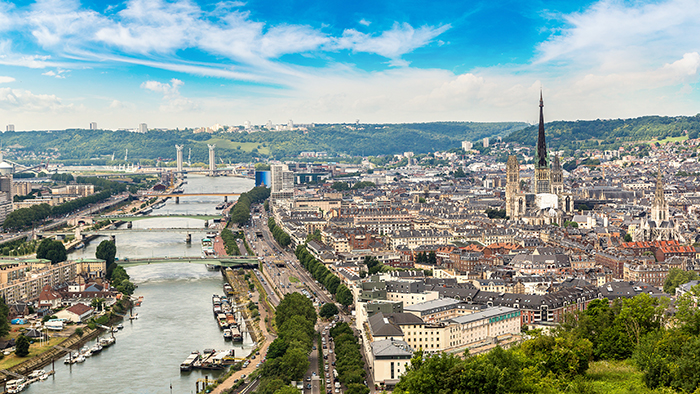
[99, 336, 116, 347]
[28, 370, 45, 379]
[75, 355, 86, 363]
[90, 343, 103, 354]
[112, 327, 119, 332]
[129, 313, 138, 320]
[117, 323, 124, 329]
[6, 378, 27, 393]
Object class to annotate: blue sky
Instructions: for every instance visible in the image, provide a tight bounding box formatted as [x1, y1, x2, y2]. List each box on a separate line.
[0, 0, 699, 130]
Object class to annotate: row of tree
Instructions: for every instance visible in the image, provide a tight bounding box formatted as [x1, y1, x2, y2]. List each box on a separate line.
[257, 292, 317, 394]
[3, 176, 128, 230]
[229, 186, 270, 226]
[268, 217, 291, 248]
[295, 246, 353, 307]
[220, 229, 242, 255]
[329, 322, 369, 394]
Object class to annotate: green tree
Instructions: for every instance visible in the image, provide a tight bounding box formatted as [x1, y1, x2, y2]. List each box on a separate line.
[15, 335, 30, 357]
[275, 292, 317, 329]
[0, 297, 10, 338]
[267, 338, 289, 359]
[96, 240, 117, 266]
[319, 303, 339, 318]
[336, 285, 353, 306]
[331, 181, 350, 191]
[36, 239, 67, 264]
[273, 386, 300, 394]
[663, 267, 699, 294]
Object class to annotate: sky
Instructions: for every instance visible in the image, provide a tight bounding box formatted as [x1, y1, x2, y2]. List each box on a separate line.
[0, 0, 700, 130]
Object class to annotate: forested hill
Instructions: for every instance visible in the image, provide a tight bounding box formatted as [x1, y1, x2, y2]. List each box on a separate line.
[0, 121, 526, 164]
[503, 115, 700, 151]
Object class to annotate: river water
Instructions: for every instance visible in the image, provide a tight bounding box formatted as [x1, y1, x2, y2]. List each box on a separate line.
[26, 174, 256, 394]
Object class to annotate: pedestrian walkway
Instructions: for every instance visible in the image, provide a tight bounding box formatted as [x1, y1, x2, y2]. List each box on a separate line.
[211, 292, 276, 394]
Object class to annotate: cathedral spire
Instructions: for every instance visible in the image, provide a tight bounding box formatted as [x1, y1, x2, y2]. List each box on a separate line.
[536, 90, 548, 169]
[652, 165, 668, 223]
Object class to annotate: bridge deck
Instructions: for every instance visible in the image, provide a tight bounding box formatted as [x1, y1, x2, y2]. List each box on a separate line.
[116, 257, 259, 267]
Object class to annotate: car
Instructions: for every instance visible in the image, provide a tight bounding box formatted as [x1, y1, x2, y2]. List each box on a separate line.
[306, 376, 311, 382]
[306, 384, 312, 389]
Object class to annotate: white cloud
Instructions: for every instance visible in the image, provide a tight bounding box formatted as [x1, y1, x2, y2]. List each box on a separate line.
[41, 68, 69, 78]
[537, 0, 700, 71]
[359, 19, 371, 26]
[28, 0, 105, 48]
[333, 22, 451, 61]
[0, 87, 73, 112]
[141, 78, 197, 112]
[0, 76, 15, 83]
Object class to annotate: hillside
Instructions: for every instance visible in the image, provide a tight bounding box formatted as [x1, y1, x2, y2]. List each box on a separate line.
[504, 115, 700, 151]
[0, 121, 526, 164]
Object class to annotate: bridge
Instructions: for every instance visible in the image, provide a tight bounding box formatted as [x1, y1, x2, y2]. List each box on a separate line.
[47, 228, 212, 236]
[99, 214, 221, 221]
[145, 193, 242, 198]
[115, 256, 259, 268]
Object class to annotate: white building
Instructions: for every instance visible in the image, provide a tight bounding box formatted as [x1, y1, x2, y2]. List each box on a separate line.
[89, 122, 98, 130]
[6, 124, 14, 132]
[138, 123, 148, 133]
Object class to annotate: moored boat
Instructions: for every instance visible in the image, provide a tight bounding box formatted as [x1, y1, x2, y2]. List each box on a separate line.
[180, 351, 201, 372]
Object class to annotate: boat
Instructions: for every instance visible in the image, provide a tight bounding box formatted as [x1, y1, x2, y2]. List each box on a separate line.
[74, 243, 84, 250]
[99, 336, 116, 347]
[75, 355, 86, 363]
[90, 342, 103, 354]
[117, 323, 124, 329]
[223, 329, 232, 340]
[217, 313, 228, 329]
[129, 313, 138, 320]
[28, 370, 45, 379]
[112, 327, 119, 332]
[231, 327, 243, 342]
[6, 378, 27, 393]
[226, 314, 237, 328]
[215, 202, 226, 210]
[180, 351, 201, 372]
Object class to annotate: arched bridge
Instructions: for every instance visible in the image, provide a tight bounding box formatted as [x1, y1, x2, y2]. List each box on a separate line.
[116, 256, 260, 268]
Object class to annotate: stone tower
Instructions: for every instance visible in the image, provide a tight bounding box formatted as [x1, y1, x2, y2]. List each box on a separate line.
[551, 154, 563, 195]
[534, 91, 552, 194]
[651, 167, 668, 223]
[506, 155, 520, 218]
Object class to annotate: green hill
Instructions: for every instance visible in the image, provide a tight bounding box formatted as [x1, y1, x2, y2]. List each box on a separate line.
[0, 121, 527, 164]
[504, 115, 700, 151]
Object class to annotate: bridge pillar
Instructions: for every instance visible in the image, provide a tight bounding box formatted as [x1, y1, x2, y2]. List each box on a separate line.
[110, 235, 116, 243]
[75, 227, 83, 242]
[224, 196, 228, 202]
[127, 221, 133, 229]
[204, 220, 209, 228]
[186, 233, 191, 244]
[175, 196, 179, 204]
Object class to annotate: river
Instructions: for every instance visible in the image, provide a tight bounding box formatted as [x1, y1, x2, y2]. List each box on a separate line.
[25, 174, 256, 394]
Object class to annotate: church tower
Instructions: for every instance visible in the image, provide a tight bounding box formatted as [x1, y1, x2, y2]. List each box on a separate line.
[534, 91, 552, 194]
[551, 154, 563, 195]
[651, 167, 669, 223]
[506, 155, 521, 218]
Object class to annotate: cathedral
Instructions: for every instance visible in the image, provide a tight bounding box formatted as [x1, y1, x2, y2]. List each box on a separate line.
[633, 168, 683, 242]
[505, 93, 573, 224]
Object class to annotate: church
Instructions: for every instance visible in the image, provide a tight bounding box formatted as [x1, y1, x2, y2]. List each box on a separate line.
[505, 93, 573, 224]
[633, 168, 684, 242]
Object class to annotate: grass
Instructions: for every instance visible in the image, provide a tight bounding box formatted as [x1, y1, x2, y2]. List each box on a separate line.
[583, 359, 667, 394]
[0, 337, 66, 370]
[289, 276, 299, 283]
[645, 135, 688, 145]
[200, 138, 271, 155]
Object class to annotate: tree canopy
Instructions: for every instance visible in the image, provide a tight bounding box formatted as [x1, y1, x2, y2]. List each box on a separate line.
[36, 239, 67, 264]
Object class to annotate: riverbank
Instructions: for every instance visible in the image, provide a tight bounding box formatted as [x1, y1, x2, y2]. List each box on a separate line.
[0, 300, 131, 385]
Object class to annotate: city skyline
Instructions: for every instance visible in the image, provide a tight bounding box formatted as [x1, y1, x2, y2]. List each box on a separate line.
[0, 0, 699, 130]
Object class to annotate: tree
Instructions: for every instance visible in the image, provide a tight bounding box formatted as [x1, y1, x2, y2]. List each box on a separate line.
[36, 239, 67, 264]
[267, 338, 289, 359]
[96, 240, 117, 266]
[331, 181, 350, 191]
[664, 267, 699, 294]
[624, 233, 632, 242]
[15, 335, 30, 357]
[0, 297, 9, 338]
[320, 303, 339, 318]
[273, 386, 300, 394]
[275, 293, 317, 329]
[336, 285, 353, 307]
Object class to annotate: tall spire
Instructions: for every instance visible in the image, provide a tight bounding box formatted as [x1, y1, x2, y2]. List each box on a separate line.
[536, 90, 548, 169]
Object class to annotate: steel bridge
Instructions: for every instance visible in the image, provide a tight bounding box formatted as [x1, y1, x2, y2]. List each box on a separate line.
[115, 256, 259, 268]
